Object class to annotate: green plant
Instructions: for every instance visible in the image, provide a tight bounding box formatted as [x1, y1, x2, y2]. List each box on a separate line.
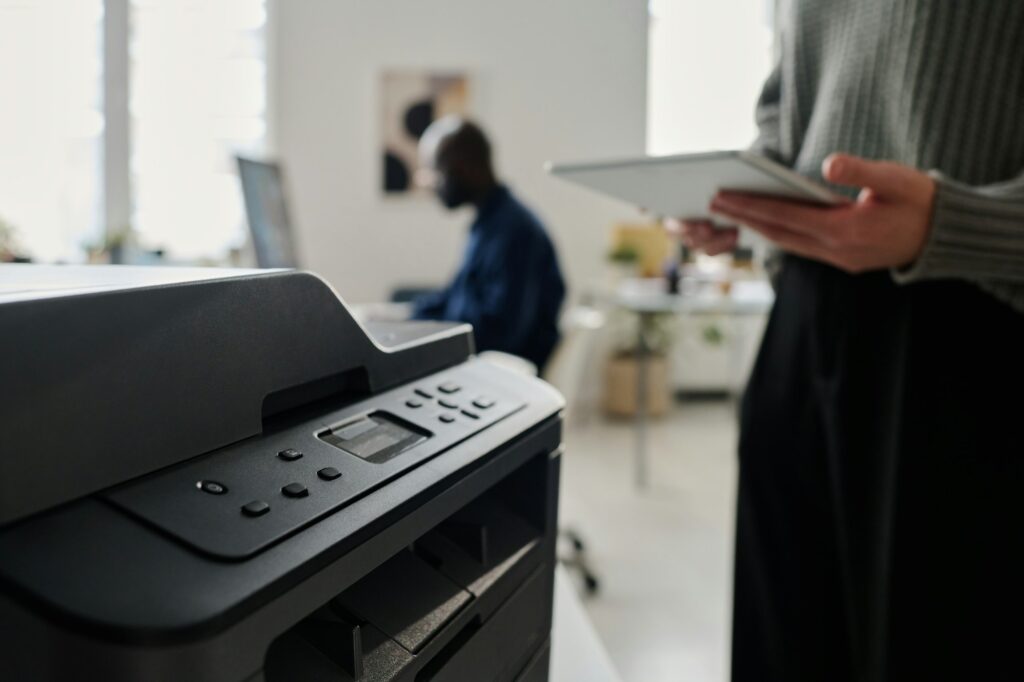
[702, 323, 725, 346]
[0, 216, 16, 247]
[103, 224, 133, 249]
[607, 243, 640, 264]
[0, 215, 21, 260]
[608, 309, 675, 357]
[83, 225, 134, 261]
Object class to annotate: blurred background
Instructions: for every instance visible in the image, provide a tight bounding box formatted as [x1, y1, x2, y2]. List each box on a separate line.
[0, 1, 776, 679]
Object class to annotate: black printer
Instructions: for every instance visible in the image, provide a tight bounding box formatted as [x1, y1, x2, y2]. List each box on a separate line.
[0, 266, 564, 681]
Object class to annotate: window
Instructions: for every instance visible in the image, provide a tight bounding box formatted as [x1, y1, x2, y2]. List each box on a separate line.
[647, 0, 775, 155]
[130, 0, 267, 259]
[0, 0, 104, 262]
[0, 0, 266, 264]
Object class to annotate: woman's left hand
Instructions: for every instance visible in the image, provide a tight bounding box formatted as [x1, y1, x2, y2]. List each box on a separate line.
[709, 153, 936, 273]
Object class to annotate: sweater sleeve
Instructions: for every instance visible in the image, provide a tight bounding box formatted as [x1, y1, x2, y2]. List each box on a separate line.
[893, 171, 1024, 312]
[750, 62, 784, 163]
[750, 61, 787, 283]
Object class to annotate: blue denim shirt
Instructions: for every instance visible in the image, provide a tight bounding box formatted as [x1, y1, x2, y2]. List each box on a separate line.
[412, 186, 565, 372]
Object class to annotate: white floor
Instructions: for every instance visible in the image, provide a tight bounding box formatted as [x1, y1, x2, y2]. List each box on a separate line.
[559, 400, 739, 682]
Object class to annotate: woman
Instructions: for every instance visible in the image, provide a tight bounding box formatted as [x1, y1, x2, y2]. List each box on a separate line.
[674, 3, 1024, 680]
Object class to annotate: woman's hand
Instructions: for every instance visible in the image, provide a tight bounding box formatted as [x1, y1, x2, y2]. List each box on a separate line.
[705, 153, 936, 273]
[664, 218, 739, 255]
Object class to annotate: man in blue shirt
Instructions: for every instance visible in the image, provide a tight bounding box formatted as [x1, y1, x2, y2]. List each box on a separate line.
[412, 118, 565, 373]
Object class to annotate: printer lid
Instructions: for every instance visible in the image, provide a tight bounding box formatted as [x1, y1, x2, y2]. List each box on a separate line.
[0, 264, 277, 303]
[0, 265, 473, 527]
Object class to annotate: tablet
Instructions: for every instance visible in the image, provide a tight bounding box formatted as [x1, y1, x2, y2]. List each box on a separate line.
[546, 150, 846, 219]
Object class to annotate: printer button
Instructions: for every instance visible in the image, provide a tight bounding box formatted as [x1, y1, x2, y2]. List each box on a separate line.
[472, 397, 495, 410]
[438, 382, 461, 394]
[406, 399, 423, 408]
[461, 409, 479, 420]
[282, 482, 309, 498]
[197, 480, 228, 495]
[439, 414, 456, 424]
[318, 467, 342, 481]
[241, 500, 270, 517]
[438, 399, 459, 409]
[414, 388, 434, 399]
[278, 448, 303, 461]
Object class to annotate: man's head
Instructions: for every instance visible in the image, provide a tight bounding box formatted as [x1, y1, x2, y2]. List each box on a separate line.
[418, 116, 497, 209]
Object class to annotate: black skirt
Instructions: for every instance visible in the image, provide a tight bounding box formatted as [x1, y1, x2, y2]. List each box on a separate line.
[731, 256, 1024, 682]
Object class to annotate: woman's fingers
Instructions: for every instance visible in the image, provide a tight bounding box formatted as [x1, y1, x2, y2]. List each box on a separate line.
[680, 220, 739, 254]
[665, 218, 738, 255]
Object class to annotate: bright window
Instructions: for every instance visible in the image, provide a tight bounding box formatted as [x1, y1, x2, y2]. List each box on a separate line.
[0, 0, 104, 262]
[0, 0, 266, 264]
[130, 0, 267, 259]
[647, 0, 775, 155]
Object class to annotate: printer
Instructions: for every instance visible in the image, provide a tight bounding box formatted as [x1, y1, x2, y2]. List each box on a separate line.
[0, 266, 564, 681]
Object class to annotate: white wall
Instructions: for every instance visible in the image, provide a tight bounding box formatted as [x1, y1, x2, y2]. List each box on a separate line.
[647, 0, 775, 155]
[273, 0, 648, 303]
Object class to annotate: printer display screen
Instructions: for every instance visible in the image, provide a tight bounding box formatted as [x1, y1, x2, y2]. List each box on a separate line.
[319, 412, 430, 464]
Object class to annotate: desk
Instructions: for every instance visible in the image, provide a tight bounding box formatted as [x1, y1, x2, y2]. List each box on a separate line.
[611, 278, 774, 489]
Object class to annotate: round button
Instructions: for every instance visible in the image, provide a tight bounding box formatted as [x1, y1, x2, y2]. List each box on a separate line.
[318, 467, 342, 481]
[282, 482, 309, 498]
[197, 480, 228, 495]
[278, 448, 303, 461]
[242, 500, 270, 517]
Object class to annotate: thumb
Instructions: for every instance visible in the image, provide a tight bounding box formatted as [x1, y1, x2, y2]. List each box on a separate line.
[823, 153, 916, 199]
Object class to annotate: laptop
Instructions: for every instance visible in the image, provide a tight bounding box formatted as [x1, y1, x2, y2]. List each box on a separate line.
[237, 156, 300, 268]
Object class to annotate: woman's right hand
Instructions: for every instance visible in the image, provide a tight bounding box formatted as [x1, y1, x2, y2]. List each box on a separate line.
[665, 218, 739, 255]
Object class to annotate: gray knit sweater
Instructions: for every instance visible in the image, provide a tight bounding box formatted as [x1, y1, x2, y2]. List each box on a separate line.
[754, 0, 1024, 310]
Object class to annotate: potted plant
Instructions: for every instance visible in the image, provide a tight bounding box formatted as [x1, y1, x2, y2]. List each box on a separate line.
[606, 243, 640, 285]
[0, 216, 19, 262]
[84, 226, 133, 264]
[602, 310, 674, 418]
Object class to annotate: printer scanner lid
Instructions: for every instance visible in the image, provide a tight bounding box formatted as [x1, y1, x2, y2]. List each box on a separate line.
[0, 265, 473, 527]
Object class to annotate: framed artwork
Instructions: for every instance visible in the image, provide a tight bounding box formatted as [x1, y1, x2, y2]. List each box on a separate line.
[379, 70, 470, 196]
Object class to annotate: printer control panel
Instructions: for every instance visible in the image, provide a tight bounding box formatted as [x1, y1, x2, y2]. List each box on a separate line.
[106, 361, 526, 560]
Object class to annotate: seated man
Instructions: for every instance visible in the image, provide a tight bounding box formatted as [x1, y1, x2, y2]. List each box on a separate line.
[412, 117, 565, 373]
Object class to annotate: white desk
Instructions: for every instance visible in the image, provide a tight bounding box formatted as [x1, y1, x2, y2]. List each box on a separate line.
[608, 278, 774, 489]
[614, 276, 775, 315]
